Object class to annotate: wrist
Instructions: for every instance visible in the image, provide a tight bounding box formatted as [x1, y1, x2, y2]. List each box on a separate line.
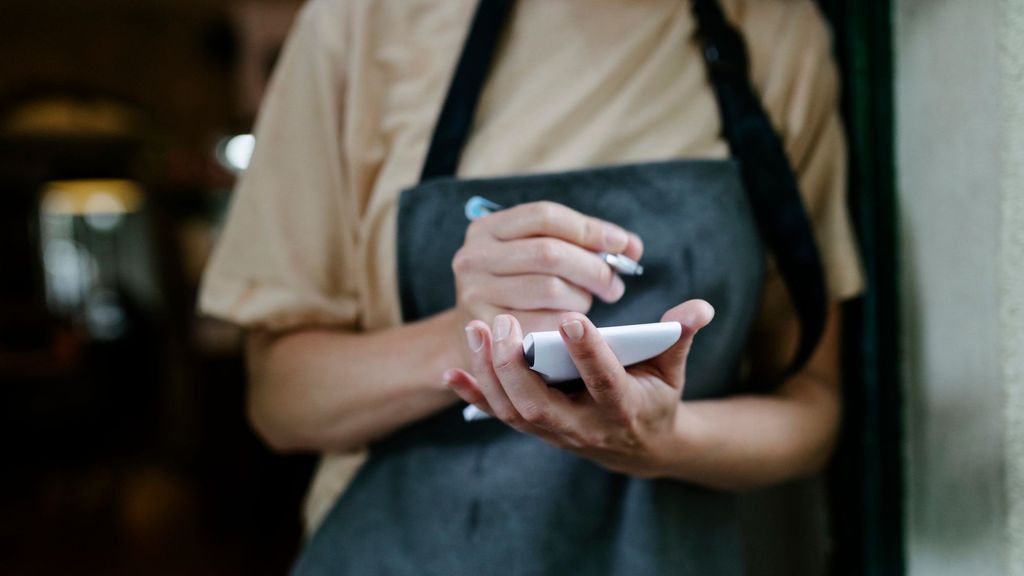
[430, 308, 469, 385]
[649, 402, 703, 480]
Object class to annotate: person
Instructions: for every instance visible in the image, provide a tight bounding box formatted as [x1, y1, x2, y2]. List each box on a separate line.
[200, 0, 864, 573]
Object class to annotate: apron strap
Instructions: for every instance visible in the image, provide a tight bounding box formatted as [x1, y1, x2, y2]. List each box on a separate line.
[419, 0, 828, 377]
[420, 0, 514, 182]
[690, 0, 827, 376]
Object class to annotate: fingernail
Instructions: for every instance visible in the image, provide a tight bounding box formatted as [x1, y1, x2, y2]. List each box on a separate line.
[603, 226, 628, 251]
[680, 301, 716, 330]
[561, 319, 584, 341]
[465, 326, 483, 352]
[629, 233, 645, 260]
[493, 315, 511, 342]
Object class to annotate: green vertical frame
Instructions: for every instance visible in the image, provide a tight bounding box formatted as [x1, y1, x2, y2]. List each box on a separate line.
[816, 0, 903, 574]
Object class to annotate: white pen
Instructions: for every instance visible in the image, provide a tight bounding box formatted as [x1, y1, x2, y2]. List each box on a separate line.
[463, 196, 644, 276]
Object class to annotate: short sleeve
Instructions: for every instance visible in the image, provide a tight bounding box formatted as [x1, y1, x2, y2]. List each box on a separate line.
[739, 0, 866, 302]
[199, 0, 361, 331]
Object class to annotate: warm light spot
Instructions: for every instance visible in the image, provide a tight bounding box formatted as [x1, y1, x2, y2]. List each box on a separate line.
[41, 179, 143, 216]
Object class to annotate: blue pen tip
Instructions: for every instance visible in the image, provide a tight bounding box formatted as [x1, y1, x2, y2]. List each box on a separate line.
[464, 196, 503, 221]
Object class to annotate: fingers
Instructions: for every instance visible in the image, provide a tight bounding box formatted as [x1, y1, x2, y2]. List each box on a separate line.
[513, 310, 572, 335]
[624, 232, 644, 262]
[443, 368, 495, 417]
[454, 201, 644, 316]
[489, 314, 575, 432]
[472, 201, 633, 255]
[487, 238, 625, 303]
[558, 312, 630, 410]
[463, 320, 519, 421]
[465, 274, 593, 312]
[647, 300, 716, 388]
[457, 316, 577, 439]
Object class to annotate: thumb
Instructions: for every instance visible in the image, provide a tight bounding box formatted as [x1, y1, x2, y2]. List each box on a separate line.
[647, 299, 715, 388]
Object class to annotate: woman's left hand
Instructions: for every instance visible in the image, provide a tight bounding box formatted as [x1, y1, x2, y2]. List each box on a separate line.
[443, 300, 715, 478]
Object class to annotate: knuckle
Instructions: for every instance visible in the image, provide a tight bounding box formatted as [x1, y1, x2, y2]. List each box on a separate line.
[494, 406, 521, 425]
[534, 202, 561, 230]
[580, 218, 599, 247]
[493, 353, 517, 374]
[535, 206, 554, 230]
[520, 402, 550, 426]
[451, 248, 474, 274]
[582, 431, 608, 449]
[534, 200, 559, 214]
[534, 241, 560, 269]
[539, 276, 564, 302]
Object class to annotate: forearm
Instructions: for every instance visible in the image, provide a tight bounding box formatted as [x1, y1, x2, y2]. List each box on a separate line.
[658, 371, 840, 490]
[246, 309, 462, 453]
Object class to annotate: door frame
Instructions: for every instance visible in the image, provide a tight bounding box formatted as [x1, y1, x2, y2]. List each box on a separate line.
[815, 1, 903, 574]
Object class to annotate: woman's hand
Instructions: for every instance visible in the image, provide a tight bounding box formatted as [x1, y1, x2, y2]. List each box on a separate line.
[450, 201, 643, 368]
[444, 300, 715, 478]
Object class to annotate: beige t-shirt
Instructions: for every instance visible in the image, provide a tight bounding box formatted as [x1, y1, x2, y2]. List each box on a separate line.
[200, 0, 865, 531]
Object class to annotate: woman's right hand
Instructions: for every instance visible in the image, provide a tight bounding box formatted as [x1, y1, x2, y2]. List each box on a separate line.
[451, 200, 643, 368]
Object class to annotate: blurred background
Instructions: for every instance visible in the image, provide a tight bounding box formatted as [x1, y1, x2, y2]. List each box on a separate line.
[1, 0, 1021, 575]
[0, 1, 313, 574]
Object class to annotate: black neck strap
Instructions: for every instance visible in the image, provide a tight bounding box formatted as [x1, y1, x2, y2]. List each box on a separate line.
[690, 0, 827, 374]
[419, 0, 827, 377]
[419, 0, 513, 182]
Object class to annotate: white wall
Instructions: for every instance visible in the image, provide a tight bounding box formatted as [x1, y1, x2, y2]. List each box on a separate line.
[896, 0, 1024, 574]
[1002, 1, 1024, 572]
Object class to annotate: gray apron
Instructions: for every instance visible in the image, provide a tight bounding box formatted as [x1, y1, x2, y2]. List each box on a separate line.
[292, 1, 826, 574]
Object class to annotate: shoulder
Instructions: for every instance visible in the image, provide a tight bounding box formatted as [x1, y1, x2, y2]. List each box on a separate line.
[289, 0, 351, 53]
[725, 0, 835, 58]
[289, 0, 475, 77]
[295, 0, 475, 46]
[722, 0, 840, 144]
[727, 0, 838, 93]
